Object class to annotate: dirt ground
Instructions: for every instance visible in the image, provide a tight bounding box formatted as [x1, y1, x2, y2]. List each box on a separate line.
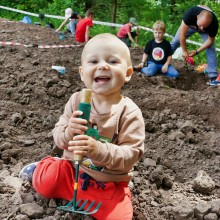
[0, 19, 220, 220]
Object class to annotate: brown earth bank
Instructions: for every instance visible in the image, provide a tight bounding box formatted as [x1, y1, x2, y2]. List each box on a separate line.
[0, 18, 220, 220]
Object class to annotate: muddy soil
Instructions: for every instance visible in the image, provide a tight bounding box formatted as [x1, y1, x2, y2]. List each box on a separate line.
[0, 19, 220, 220]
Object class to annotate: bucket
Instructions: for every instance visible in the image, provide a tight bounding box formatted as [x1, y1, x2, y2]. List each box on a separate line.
[52, 65, 66, 75]
[59, 33, 65, 40]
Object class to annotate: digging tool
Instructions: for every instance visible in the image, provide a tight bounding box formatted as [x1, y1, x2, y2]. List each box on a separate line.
[58, 89, 102, 215]
[185, 57, 195, 74]
[184, 61, 190, 74]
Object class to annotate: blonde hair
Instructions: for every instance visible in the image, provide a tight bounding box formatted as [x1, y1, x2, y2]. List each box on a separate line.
[153, 21, 166, 32]
[82, 33, 132, 66]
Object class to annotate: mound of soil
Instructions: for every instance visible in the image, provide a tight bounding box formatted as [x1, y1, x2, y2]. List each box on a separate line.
[0, 19, 220, 220]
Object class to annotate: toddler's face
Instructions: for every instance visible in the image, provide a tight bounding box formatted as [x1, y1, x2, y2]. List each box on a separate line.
[153, 29, 164, 42]
[79, 36, 132, 97]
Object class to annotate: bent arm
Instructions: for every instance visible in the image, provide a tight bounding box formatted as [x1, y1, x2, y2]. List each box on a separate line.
[127, 32, 138, 47]
[179, 20, 189, 54]
[197, 36, 215, 53]
[139, 53, 148, 67]
[77, 14, 82, 20]
[127, 32, 135, 44]
[89, 109, 145, 173]
[85, 26, 91, 42]
[165, 56, 172, 66]
[56, 18, 69, 31]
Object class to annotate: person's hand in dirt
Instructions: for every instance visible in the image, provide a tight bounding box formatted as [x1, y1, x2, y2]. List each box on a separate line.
[138, 62, 145, 68]
[65, 110, 88, 141]
[133, 62, 144, 71]
[182, 50, 189, 61]
[68, 134, 99, 158]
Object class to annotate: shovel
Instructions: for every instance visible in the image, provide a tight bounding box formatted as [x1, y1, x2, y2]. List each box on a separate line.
[58, 89, 102, 215]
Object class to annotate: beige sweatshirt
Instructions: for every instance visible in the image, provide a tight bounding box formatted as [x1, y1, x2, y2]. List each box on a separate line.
[52, 91, 145, 183]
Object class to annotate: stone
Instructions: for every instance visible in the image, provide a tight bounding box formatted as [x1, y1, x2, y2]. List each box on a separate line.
[192, 170, 215, 194]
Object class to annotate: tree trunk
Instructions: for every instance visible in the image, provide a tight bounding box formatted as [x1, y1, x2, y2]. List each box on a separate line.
[170, 0, 176, 15]
[111, 0, 117, 23]
[85, 0, 93, 12]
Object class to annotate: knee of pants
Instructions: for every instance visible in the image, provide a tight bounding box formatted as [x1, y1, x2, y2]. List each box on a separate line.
[166, 71, 179, 78]
[141, 67, 156, 77]
[92, 185, 133, 220]
[165, 65, 179, 78]
[33, 157, 74, 198]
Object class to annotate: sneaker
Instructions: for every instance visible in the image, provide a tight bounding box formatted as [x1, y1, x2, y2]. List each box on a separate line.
[19, 162, 38, 181]
[208, 80, 220, 86]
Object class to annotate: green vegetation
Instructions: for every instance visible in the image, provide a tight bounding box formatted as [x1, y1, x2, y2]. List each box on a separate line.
[0, 0, 220, 66]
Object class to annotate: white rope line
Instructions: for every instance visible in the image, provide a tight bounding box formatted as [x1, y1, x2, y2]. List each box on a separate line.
[0, 5, 220, 52]
[0, 41, 82, 48]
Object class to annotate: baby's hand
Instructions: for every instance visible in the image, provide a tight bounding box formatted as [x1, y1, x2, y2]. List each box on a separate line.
[68, 134, 98, 157]
[66, 110, 88, 140]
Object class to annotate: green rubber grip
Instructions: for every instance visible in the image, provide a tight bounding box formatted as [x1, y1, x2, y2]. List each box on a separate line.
[74, 102, 91, 162]
[78, 102, 91, 123]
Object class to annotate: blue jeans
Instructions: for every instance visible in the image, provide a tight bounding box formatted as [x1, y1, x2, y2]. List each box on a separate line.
[67, 20, 78, 36]
[170, 27, 218, 79]
[141, 61, 179, 78]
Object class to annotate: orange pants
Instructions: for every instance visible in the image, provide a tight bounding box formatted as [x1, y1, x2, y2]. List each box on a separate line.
[33, 157, 133, 220]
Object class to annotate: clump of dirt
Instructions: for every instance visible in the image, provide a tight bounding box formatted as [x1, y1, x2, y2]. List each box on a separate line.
[0, 19, 220, 220]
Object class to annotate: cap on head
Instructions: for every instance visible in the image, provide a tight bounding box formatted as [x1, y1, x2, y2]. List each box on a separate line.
[65, 8, 73, 19]
[129, 17, 138, 26]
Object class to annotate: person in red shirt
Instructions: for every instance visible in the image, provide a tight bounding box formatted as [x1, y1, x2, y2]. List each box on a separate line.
[117, 17, 139, 48]
[75, 9, 94, 44]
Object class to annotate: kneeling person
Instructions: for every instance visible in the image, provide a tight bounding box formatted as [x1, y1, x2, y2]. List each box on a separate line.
[138, 21, 179, 78]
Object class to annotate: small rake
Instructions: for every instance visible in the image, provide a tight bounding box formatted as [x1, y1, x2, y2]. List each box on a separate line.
[58, 89, 102, 215]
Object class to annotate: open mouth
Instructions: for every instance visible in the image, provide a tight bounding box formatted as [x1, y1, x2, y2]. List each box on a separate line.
[94, 76, 111, 83]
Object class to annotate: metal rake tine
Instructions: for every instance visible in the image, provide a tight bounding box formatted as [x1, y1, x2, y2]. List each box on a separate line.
[75, 202, 102, 215]
[58, 201, 102, 214]
[86, 202, 102, 214]
[77, 199, 89, 211]
[64, 198, 82, 207]
[84, 200, 95, 212]
[76, 199, 82, 207]
[57, 199, 82, 211]
[77, 199, 102, 214]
